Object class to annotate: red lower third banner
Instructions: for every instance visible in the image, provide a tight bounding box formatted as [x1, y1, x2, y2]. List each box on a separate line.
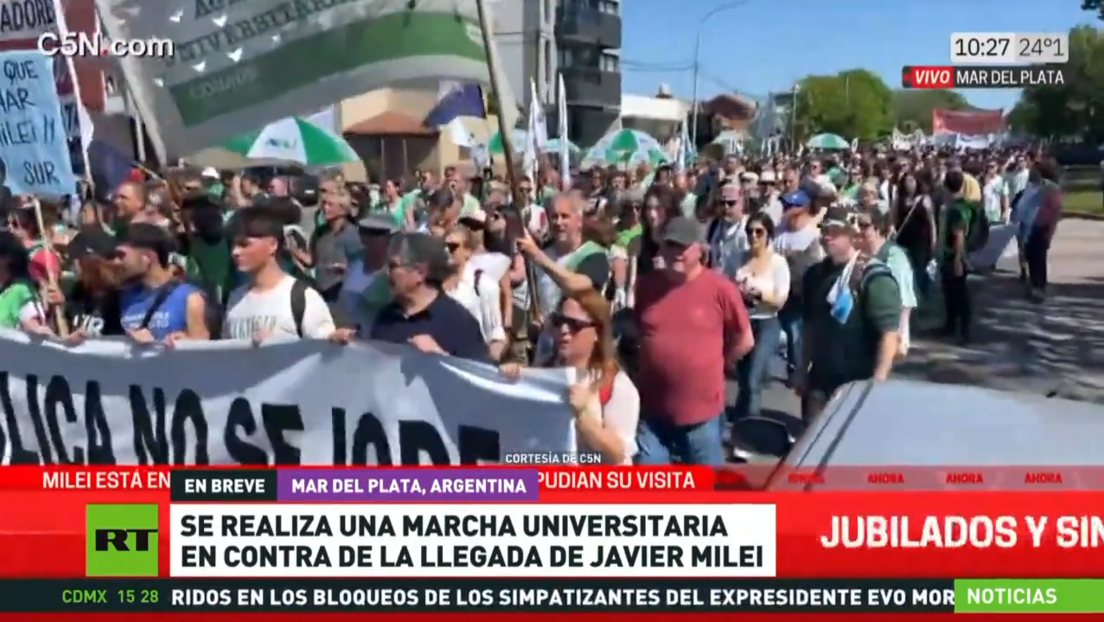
[2, 466, 1104, 620]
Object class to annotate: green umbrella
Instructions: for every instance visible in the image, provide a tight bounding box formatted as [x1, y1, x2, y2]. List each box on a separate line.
[221, 116, 358, 165]
[806, 133, 850, 150]
[583, 129, 663, 165]
[646, 148, 669, 166]
[485, 128, 530, 155]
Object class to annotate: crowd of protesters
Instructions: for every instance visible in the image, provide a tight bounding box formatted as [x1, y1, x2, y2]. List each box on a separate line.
[0, 144, 1065, 466]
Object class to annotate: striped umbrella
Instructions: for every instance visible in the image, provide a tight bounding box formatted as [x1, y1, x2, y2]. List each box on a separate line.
[221, 116, 358, 165]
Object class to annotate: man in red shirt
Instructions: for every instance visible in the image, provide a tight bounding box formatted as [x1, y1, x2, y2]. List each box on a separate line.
[633, 217, 754, 465]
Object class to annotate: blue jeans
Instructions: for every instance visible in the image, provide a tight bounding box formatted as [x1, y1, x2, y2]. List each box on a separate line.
[778, 298, 803, 375]
[635, 414, 725, 466]
[732, 317, 782, 421]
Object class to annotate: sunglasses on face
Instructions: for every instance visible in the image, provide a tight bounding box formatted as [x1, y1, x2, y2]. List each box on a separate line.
[746, 227, 768, 238]
[722, 199, 740, 207]
[519, 186, 533, 193]
[551, 312, 595, 333]
[445, 242, 462, 252]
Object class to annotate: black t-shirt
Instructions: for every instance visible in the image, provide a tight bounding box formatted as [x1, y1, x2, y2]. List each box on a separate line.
[370, 293, 489, 362]
[64, 283, 124, 336]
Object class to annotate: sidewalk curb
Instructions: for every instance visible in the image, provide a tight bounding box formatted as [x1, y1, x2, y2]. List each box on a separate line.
[1063, 212, 1104, 222]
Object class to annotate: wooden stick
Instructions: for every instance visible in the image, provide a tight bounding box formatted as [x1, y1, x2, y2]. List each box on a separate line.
[475, 0, 541, 325]
[31, 198, 69, 336]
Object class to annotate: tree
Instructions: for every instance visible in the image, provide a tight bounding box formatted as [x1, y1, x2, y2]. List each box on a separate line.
[891, 90, 972, 133]
[1005, 98, 1038, 135]
[793, 69, 893, 141]
[1082, 0, 1103, 20]
[1011, 25, 1104, 141]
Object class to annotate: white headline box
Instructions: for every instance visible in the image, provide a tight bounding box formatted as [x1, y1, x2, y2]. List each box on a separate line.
[169, 503, 777, 578]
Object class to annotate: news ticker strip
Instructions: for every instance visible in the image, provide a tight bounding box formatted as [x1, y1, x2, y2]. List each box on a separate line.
[0, 578, 965, 612]
[902, 65, 1065, 89]
[154, 467, 1104, 503]
[8, 578, 1104, 613]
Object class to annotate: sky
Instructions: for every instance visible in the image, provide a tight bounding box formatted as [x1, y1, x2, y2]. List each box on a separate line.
[620, 0, 1094, 111]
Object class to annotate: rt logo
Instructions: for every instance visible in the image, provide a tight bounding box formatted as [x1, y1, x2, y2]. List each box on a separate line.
[85, 503, 159, 577]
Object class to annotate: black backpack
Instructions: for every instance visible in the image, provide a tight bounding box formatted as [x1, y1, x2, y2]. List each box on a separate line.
[290, 279, 309, 338]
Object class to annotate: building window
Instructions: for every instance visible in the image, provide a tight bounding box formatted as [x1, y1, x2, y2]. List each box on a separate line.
[600, 0, 618, 15]
[569, 111, 586, 140]
[600, 53, 619, 72]
[558, 47, 573, 67]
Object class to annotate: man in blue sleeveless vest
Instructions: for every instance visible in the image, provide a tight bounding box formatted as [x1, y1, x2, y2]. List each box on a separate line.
[116, 223, 211, 345]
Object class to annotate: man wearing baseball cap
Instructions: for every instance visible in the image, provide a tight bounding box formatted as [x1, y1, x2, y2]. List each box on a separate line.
[758, 170, 783, 226]
[795, 206, 900, 423]
[773, 188, 823, 386]
[633, 216, 754, 465]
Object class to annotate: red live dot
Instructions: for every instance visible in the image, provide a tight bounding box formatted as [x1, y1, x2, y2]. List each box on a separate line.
[902, 65, 955, 89]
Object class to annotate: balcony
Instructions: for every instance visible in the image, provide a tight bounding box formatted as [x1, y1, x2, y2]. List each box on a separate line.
[561, 66, 621, 108]
[556, 7, 622, 49]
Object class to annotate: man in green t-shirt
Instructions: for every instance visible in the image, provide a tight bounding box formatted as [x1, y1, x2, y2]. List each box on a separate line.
[797, 206, 901, 423]
[938, 170, 975, 344]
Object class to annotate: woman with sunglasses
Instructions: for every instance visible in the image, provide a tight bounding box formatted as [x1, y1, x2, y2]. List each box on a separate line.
[500, 289, 639, 465]
[730, 213, 789, 449]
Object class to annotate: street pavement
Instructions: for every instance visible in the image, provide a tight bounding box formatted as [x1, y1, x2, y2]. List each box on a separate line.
[731, 219, 1104, 458]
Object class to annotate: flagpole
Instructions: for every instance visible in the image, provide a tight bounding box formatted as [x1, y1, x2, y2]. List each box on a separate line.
[475, 0, 541, 325]
[48, 0, 94, 195]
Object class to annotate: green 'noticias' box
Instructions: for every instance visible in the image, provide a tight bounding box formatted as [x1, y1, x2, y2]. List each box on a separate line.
[85, 503, 160, 577]
[955, 578, 1104, 613]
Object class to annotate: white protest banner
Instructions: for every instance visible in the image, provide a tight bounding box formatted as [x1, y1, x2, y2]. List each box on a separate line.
[0, 50, 76, 195]
[96, 0, 521, 158]
[0, 332, 575, 465]
[969, 221, 1019, 270]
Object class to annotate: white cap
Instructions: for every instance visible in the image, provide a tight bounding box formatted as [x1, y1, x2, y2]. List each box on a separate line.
[201, 167, 219, 179]
[760, 170, 776, 183]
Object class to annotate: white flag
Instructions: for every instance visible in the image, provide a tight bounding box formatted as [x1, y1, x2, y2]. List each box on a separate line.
[557, 73, 570, 190]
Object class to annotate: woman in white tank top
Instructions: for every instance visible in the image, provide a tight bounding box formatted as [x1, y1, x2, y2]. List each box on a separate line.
[731, 213, 791, 451]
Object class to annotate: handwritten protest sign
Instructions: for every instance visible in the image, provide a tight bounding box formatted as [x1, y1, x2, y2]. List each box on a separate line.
[0, 50, 76, 196]
[0, 0, 100, 176]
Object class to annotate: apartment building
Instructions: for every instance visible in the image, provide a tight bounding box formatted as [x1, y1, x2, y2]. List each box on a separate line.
[494, 0, 622, 147]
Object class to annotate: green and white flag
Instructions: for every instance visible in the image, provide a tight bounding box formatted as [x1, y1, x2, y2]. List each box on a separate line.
[98, 0, 520, 158]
